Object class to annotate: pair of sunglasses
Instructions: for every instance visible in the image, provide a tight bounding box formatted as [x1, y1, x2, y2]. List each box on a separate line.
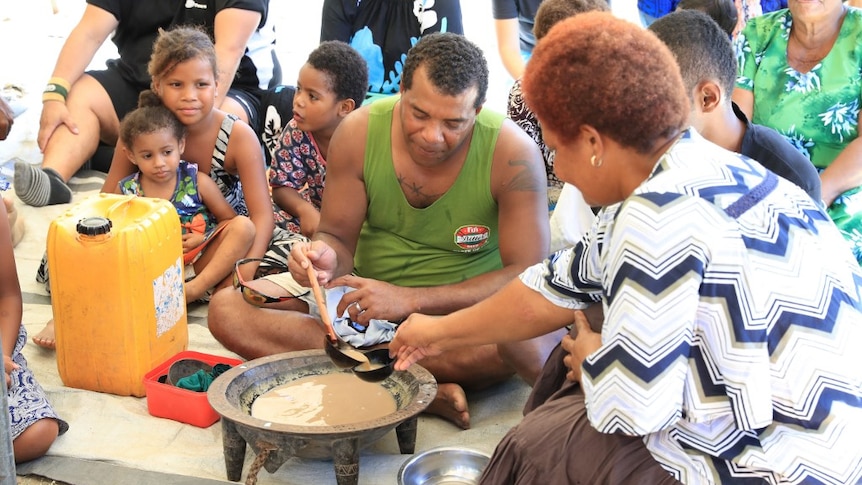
[232, 258, 309, 306]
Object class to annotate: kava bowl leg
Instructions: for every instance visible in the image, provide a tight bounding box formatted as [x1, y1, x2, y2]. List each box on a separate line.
[332, 437, 360, 485]
[221, 418, 247, 481]
[395, 417, 418, 454]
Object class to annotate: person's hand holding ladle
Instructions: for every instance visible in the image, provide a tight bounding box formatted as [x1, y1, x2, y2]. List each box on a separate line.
[303, 252, 394, 381]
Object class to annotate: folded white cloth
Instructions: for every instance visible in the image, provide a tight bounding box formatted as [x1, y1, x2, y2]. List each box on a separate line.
[326, 285, 398, 347]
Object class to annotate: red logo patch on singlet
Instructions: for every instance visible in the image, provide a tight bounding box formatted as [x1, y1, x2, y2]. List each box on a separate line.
[454, 225, 490, 252]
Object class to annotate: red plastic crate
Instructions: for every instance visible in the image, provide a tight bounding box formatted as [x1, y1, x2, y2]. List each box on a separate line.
[143, 350, 243, 428]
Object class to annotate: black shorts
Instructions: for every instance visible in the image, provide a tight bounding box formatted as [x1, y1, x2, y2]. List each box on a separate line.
[87, 66, 146, 122]
[87, 64, 264, 134]
[227, 87, 262, 135]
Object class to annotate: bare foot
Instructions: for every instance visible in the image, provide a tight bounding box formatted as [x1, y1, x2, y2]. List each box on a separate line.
[32, 320, 56, 350]
[425, 382, 470, 429]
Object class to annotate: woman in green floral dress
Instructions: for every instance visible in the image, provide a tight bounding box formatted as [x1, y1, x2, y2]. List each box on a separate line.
[733, 0, 862, 263]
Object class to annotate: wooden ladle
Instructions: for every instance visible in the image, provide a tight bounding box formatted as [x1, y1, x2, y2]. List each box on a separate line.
[304, 262, 372, 369]
[304, 262, 339, 342]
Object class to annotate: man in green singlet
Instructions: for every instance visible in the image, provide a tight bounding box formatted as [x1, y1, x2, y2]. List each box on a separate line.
[207, 33, 563, 429]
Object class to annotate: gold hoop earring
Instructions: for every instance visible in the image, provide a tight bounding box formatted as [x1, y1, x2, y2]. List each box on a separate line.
[590, 155, 603, 168]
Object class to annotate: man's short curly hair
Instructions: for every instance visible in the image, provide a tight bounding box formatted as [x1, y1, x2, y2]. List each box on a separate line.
[307, 41, 369, 108]
[402, 32, 488, 109]
[523, 12, 689, 154]
[533, 0, 610, 41]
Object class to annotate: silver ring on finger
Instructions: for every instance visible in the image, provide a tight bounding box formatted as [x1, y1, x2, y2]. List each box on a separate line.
[352, 301, 363, 313]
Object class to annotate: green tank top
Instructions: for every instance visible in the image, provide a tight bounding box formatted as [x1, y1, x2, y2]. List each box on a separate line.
[354, 95, 504, 287]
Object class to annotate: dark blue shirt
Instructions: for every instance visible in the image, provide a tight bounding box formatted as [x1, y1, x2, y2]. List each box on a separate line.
[734, 102, 822, 202]
[492, 0, 543, 52]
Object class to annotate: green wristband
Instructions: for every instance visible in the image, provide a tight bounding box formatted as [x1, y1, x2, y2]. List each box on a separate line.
[43, 83, 68, 102]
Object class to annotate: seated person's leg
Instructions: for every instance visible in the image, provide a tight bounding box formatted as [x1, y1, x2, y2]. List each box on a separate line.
[208, 269, 322, 359]
[15, 69, 136, 206]
[524, 303, 604, 413]
[481, 384, 681, 485]
[523, 340, 567, 414]
[416, 345, 511, 430]
[415, 327, 564, 431]
[13, 418, 60, 463]
[184, 216, 255, 303]
[9, 326, 67, 461]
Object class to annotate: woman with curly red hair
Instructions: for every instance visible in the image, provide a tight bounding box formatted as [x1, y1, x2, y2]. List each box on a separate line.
[390, 12, 862, 484]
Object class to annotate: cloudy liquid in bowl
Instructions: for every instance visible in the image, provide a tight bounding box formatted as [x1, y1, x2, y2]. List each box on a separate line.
[250, 373, 397, 426]
[356, 361, 385, 371]
[339, 346, 370, 364]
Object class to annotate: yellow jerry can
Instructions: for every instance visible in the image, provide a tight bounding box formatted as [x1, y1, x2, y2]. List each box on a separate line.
[47, 193, 188, 397]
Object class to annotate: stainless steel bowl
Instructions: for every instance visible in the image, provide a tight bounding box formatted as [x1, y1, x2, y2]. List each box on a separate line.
[398, 446, 491, 485]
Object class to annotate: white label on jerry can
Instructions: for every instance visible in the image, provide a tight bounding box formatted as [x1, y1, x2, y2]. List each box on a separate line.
[153, 257, 186, 336]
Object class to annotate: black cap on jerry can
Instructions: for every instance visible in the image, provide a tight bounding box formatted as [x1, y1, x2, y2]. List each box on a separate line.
[76, 216, 113, 236]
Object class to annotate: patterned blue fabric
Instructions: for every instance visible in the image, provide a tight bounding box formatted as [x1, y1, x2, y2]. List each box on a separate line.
[321, 0, 463, 96]
[119, 161, 215, 233]
[521, 130, 862, 484]
[8, 325, 68, 439]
